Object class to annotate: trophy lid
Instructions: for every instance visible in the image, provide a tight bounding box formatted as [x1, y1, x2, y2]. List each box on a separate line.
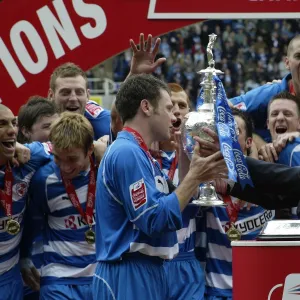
[257, 220, 300, 241]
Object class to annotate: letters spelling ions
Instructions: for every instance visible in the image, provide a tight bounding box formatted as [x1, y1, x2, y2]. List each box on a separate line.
[0, 0, 107, 88]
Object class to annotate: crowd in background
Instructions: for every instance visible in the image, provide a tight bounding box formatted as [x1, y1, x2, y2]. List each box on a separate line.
[110, 19, 300, 108]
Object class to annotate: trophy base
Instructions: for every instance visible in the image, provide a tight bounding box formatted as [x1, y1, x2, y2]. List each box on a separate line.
[191, 198, 227, 207]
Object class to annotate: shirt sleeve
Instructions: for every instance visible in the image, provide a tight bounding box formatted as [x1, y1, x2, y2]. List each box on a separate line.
[20, 169, 48, 258]
[278, 141, 300, 167]
[24, 142, 51, 170]
[104, 146, 182, 236]
[84, 103, 111, 140]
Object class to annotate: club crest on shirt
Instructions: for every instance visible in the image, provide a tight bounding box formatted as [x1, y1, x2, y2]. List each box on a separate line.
[42, 142, 53, 155]
[15, 181, 28, 197]
[234, 102, 246, 111]
[85, 102, 103, 118]
[129, 178, 147, 210]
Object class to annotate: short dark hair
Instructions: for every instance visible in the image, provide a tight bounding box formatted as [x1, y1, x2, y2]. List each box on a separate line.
[231, 107, 254, 139]
[50, 62, 88, 91]
[17, 95, 58, 144]
[287, 35, 300, 57]
[267, 91, 300, 117]
[115, 74, 170, 124]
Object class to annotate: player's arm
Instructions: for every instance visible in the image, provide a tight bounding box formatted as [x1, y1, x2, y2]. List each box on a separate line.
[228, 157, 300, 209]
[109, 146, 226, 235]
[125, 33, 166, 81]
[20, 171, 47, 291]
[24, 142, 52, 169]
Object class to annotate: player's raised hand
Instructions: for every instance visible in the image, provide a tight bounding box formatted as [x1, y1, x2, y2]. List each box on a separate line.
[128, 33, 166, 76]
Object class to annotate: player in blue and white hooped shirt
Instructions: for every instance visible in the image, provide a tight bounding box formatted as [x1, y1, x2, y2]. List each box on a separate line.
[21, 113, 98, 300]
[48, 62, 111, 140]
[92, 74, 227, 300]
[160, 83, 205, 300]
[0, 104, 51, 300]
[196, 108, 275, 300]
[17, 96, 59, 300]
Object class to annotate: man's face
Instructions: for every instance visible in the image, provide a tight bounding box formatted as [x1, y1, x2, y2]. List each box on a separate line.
[49, 76, 89, 115]
[170, 91, 190, 133]
[234, 115, 252, 155]
[26, 114, 59, 143]
[52, 146, 93, 180]
[267, 99, 300, 140]
[0, 109, 17, 165]
[150, 90, 176, 141]
[286, 39, 300, 95]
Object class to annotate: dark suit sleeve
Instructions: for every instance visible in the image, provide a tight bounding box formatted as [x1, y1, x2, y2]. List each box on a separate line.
[229, 157, 300, 209]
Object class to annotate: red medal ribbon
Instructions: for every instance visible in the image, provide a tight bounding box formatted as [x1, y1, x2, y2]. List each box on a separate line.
[289, 81, 296, 95]
[157, 153, 178, 181]
[123, 127, 155, 164]
[0, 162, 13, 218]
[223, 195, 240, 232]
[61, 156, 96, 227]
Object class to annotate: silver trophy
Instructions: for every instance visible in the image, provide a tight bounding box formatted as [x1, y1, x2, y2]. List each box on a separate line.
[182, 33, 226, 206]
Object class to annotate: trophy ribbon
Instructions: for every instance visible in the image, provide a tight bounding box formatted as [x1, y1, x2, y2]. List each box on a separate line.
[61, 156, 96, 244]
[223, 195, 241, 241]
[0, 162, 21, 235]
[214, 76, 253, 189]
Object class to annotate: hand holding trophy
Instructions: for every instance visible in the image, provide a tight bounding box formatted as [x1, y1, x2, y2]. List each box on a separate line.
[181, 33, 253, 206]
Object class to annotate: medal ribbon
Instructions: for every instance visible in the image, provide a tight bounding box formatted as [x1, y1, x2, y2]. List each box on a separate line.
[223, 195, 240, 232]
[61, 156, 96, 227]
[157, 153, 178, 181]
[123, 127, 155, 164]
[289, 81, 296, 95]
[0, 162, 13, 218]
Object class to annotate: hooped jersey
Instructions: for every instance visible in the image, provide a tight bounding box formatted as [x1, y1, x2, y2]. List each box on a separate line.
[196, 194, 275, 297]
[22, 160, 96, 285]
[159, 150, 198, 253]
[95, 131, 183, 261]
[0, 142, 50, 284]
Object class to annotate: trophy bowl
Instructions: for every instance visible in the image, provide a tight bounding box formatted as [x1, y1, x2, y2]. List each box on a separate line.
[181, 33, 226, 207]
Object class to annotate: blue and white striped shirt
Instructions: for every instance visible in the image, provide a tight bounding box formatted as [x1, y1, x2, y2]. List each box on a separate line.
[22, 160, 96, 285]
[0, 142, 50, 284]
[197, 194, 275, 297]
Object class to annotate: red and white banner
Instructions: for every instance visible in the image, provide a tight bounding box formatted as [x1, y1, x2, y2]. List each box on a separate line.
[149, 0, 300, 19]
[232, 241, 300, 300]
[0, 0, 298, 114]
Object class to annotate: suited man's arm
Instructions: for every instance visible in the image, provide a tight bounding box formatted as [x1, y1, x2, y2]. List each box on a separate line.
[230, 184, 299, 209]
[228, 157, 300, 209]
[245, 157, 300, 194]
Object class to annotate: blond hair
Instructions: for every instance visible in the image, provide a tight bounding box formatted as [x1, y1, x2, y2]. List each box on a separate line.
[167, 83, 191, 108]
[50, 62, 88, 91]
[49, 112, 94, 154]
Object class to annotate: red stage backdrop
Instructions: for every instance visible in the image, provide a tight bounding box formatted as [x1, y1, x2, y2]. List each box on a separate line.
[0, 0, 299, 114]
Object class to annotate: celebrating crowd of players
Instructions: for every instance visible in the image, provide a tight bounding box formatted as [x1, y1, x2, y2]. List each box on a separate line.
[0, 32, 300, 300]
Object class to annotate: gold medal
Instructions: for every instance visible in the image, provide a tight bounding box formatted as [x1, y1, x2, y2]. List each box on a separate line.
[85, 228, 95, 244]
[226, 224, 241, 241]
[6, 219, 20, 235]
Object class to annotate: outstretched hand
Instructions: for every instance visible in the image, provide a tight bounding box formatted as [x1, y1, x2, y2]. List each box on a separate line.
[189, 138, 227, 183]
[128, 33, 166, 76]
[193, 128, 220, 157]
